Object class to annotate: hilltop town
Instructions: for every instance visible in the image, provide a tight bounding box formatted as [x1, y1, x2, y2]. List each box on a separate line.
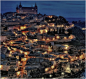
[0, 2, 85, 78]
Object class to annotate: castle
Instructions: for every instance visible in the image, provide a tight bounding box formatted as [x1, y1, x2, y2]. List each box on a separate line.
[16, 2, 37, 14]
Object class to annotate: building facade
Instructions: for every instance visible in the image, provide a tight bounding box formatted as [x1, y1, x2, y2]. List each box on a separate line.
[16, 2, 37, 14]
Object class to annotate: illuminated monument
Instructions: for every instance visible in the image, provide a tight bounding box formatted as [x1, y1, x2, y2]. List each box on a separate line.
[16, 2, 37, 14]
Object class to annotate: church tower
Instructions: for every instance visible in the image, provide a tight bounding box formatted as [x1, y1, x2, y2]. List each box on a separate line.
[16, 5, 19, 13]
[35, 3, 37, 14]
[19, 2, 23, 13]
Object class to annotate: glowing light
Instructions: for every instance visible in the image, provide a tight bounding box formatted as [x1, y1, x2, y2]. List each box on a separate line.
[53, 37, 55, 40]
[65, 31, 69, 34]
[7, 47, 11, 50]
[64, 45, 69, 50]
[13, 48, 17, 51]
[10, 51, 12, 54]
[40, 30, 43, 34]
[21, 58, 27, 61]
[49, 16, 52, 18]
[44, 52, 47, 54]
[49, 74, 52, 77]
[15, 67, 18, 71]
[20, 50, 23, 54]
[39, 25, 41, 28]
[10, 41, 14, 44]
[3, 42, 6, 45]
[65, 47, 68, 49]
[42, 38, 45, 41]
[16, 56, 19, 59]
[82, 28, 86, 30]
[45, 29, 48, 33]
[34, 39, 38, 42]
[1, 77, 8, 79]
[18, 61, 20, 64]
[15, 33, 17, 36]
[20, 26, 26, 30]
[64, 45, 69, 47]
[72, 24, 74, 27]
[67, 59, 68, 62]
[57, 55, 59, 58]
[79, 54, 84, 59]
[65, 67, 71, 73]
[0, 65, 3, 70]
[52, 24, 54, 27]
[50, 29, 53, 31]
[17, 71, 20, 76]
[52, 58, 55, 60]
[24, 52, 28, 55]
[50, 58, 52, 61]
[41, 45, 44, 47]
[22, 32, 26, 35]
[42, 77, 44, 79]
[47, 38, 49, 41]
[69, 35, 75, 39]
[51, 65, 54, 69]
[48, 46, 52, 52]
[76, 57, 78, 60]
[71, 58, 74, 62]
[9, 54, 12, 57]
[56, 36, 60, 39]
[61, 72, 64, 75]
[64, 37, 67, 40]
[45, 68, 49, 72]
[64, 51, 68, 54]
[60, 55, 64, 59]
[43, 25, 45, 27]
[25, 37, 28, 40]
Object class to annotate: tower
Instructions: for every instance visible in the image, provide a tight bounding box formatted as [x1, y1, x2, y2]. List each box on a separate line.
[35, 3, 37, 14]
[16, 5, 19, 13]
[19, 2, 22, 8]
[19, 2, 23, 13]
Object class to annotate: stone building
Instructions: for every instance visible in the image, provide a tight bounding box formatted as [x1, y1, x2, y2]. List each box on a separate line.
[16, 2, 37, 14]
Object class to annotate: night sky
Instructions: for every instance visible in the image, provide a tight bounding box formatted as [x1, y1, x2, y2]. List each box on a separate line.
[1, 1, 85, 22]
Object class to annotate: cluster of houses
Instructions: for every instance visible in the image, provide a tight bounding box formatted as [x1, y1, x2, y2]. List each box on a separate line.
[0, 13, 85, 78]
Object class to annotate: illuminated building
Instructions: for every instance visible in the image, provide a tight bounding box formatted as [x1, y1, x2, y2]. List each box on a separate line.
[16, 2, 37, 14]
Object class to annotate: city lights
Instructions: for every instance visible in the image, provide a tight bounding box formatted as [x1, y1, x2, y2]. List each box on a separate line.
[51, 65, 55, 69]
[0, 65, 3, 70]
[45, 68, 49, 72]
[17, 71, 20, 76]
[1, 2, 85, 78]
[56, 36, 60, 39]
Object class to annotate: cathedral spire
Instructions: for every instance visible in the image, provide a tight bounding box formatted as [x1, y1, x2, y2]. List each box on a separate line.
[19, 2, 22, 7]
[35, 3, 37, 7]
[20, 2, 21, 6]
[16, 5, 18, 9]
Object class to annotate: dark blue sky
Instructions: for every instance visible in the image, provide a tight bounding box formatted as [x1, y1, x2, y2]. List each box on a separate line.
[1, 1, 85, 19]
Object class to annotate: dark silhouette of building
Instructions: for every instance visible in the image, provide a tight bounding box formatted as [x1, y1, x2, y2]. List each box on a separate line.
[16, 2, 37, 14]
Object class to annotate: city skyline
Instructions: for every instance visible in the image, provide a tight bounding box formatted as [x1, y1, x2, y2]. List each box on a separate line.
[1, 1, 85, 19]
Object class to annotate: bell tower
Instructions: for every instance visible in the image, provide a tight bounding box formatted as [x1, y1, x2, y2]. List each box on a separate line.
[19, 2, 23, 13]
[16, 5, 19, 13]
[35, 3, 37, 14]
